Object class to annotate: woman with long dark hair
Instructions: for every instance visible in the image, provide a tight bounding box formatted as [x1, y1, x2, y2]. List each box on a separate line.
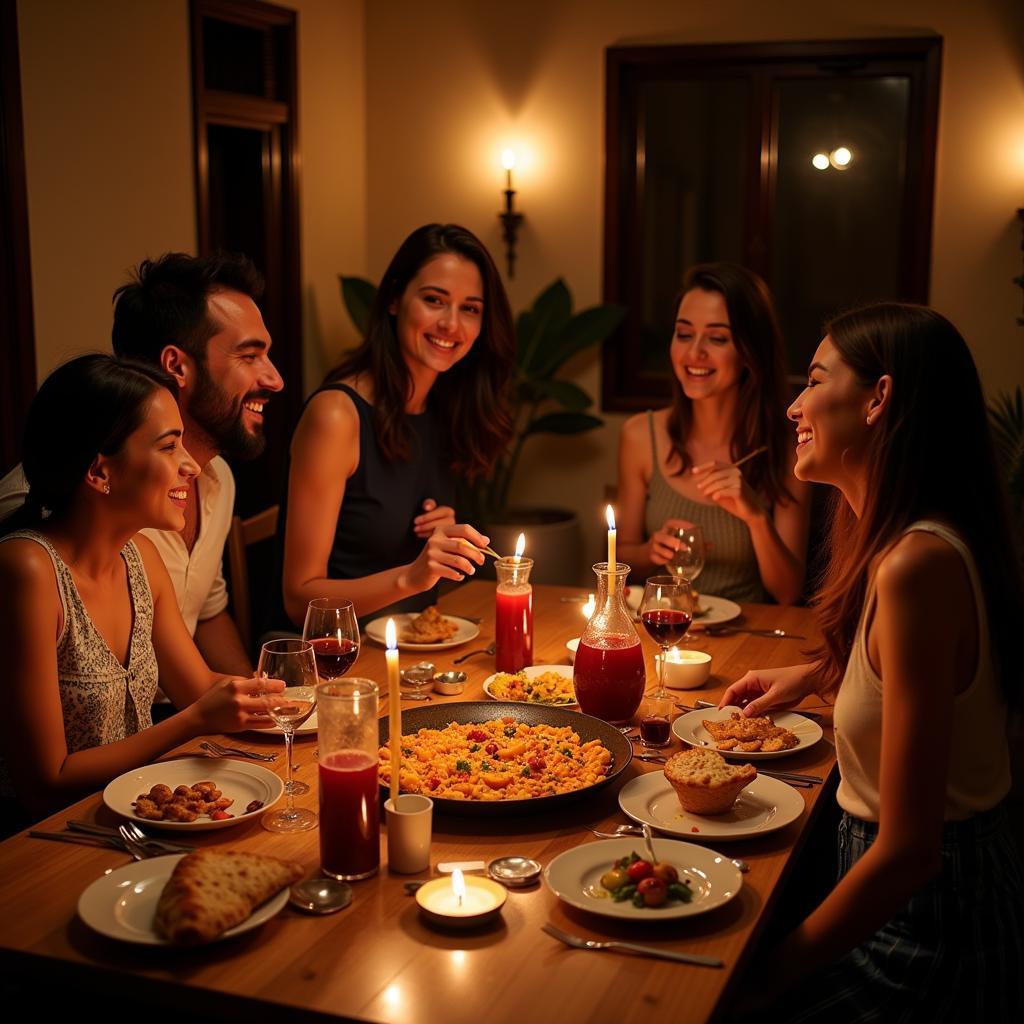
[277, 223, 515, 625]
[0, 355, 280, 819]
[617, 262, 810, 604]
[722, 303, 1024, 1018]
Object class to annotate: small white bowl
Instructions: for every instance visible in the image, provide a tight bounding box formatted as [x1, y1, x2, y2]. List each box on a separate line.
[566, 637, 580, 660]
[655, 649, 712, 689]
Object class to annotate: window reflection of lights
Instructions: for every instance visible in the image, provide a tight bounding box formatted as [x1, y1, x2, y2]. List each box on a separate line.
[830, 146, 852, 169]
[811, 153, 830, 170]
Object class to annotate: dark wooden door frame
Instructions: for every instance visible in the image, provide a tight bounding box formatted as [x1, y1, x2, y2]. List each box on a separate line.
[0, 0, 37, 472]
[603, 37, 942, 412]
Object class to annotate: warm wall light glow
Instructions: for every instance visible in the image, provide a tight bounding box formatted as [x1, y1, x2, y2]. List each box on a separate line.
[501, 147, 516, 170]
[830, 146, 852, 169]
[812, 153, 830, 170]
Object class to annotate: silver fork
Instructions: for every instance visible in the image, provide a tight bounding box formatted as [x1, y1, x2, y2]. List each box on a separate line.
[199, 740, 277, 762]
[453, 641, 496, 665]
[542, 923, 723, 968]
[117, 825, 156, 861]
[121, 821, 196, 853]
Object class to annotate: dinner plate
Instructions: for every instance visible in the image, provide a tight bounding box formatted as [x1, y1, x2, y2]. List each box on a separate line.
[378, 702, 632, 816]
[544, 837, 742, 920]
[103, 757, 284, 831]
[365, 613, 480, 651]
[673, 706, 823, 760]
[482, 665, 577, 706]
[618, 771, 805, 842]
[77, 854, 289, 944]
[688, 594, 742, 628]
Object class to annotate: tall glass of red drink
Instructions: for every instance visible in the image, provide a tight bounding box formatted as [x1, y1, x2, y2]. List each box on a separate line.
[495, 555, 533, 673]
[573, 562, 646, 726]
[318, 678, 380, 880]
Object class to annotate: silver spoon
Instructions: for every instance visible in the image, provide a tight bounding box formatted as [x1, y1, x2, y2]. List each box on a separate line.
[453, 641, 496, 665]
[289, 878, 353, 914]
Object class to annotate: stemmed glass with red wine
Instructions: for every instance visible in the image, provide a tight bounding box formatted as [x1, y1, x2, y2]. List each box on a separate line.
[640, 576, 694, 700]
[303, 599, 360, 681]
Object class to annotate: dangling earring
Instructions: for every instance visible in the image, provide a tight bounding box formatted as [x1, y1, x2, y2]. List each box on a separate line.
[103, 483, 111, 494]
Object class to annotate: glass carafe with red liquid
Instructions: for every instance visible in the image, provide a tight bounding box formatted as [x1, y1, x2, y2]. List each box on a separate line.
[495, 556, 533, 673]
[573, 562, 646, 725]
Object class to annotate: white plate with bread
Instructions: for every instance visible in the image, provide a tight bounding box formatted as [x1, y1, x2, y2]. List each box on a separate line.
[618, 770, 805, 842]
[365, 612, 479, 651]
[78, 851, 299, 945]
[673, 706, 823, 760]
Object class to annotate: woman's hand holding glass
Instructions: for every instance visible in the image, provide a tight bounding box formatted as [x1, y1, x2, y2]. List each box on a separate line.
[406, 523, 489, 591]
[192, 676, 284, 734]
[648, 517, 696, 568]
[718, 663, 817, 718]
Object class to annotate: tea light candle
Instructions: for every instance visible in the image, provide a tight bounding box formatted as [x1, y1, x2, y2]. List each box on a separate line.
[605, 505, 616, 569]
[415, 869, 507, 929]
[386, 618, 401, 804]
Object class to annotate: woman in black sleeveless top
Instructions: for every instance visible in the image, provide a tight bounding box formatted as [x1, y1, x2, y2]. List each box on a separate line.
[275, 224, 515, 627]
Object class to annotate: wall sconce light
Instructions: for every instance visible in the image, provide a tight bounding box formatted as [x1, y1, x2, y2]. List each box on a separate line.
[810, 146, 853, 172]
[498, 148, 524, 279]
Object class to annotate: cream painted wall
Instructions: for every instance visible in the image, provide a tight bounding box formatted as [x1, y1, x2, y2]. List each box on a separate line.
[18, 0, 196, 380]
[17, 0, 367, 394]
[364, 0, 1024, 577]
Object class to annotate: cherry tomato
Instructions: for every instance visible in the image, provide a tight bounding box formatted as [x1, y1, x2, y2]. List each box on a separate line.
[467, 729, 488, 743]
[210, 810, 234, 821]
[637, 876, 668, 907]
[600, 868, 629, 891]
[527, 755, 546, 773]
[627, 859, 653, 883]
[484, 742, 499, 756]
[652, 862, 679, 885]
[427, 777, 440, 791]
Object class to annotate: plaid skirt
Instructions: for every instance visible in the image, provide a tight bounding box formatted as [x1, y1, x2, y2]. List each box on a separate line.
[785, 804, 1024, 1023]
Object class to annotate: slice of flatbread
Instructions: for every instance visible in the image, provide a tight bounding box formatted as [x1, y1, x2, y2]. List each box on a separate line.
[154, 850, 304, 944]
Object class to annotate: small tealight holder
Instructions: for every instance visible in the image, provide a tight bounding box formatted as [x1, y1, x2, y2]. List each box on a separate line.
[415, 868, 507, 929]
[656, 648, 712, 689]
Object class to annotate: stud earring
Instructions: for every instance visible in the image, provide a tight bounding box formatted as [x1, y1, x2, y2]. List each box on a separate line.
[103, 483, 111, 494]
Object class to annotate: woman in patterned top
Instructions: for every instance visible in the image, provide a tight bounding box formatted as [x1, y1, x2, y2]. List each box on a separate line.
[617, 263, 810, 603]
[0, 355, 282, 819]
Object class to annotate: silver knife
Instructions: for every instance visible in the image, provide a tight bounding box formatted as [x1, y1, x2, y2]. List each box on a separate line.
[29, 831, 123, 850]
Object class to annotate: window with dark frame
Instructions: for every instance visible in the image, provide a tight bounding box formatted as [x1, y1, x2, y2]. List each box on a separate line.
[602, 38, 942, 411]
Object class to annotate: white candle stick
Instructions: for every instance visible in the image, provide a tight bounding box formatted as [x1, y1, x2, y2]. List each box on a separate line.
[386, 618, 401, 806]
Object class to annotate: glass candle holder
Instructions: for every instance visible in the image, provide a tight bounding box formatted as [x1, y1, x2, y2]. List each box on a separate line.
[494, 556, 533, 673]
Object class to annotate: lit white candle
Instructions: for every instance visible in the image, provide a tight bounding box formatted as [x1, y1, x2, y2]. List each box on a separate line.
[605, 505, 616, 570]
[386, 618, 401, 805]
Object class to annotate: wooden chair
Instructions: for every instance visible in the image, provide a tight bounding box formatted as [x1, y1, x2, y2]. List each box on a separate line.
[226, 505, 279, 655]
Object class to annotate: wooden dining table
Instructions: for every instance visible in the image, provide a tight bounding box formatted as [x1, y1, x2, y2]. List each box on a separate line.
[0, 581, 834, 1023]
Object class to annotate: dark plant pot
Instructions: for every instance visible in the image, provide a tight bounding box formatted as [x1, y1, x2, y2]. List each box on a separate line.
[482, 508, 582, 586]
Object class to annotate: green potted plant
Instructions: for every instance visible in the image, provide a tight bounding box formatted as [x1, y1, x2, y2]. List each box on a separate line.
[339, 276, 624, 582]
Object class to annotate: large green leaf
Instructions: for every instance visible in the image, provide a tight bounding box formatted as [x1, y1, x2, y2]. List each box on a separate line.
[527, 378, 593, 410]
[517, 279, 572, 375]
[340, 276, 377, 337]
[534, 303, 626, 378]
[522, 411, 604, 436]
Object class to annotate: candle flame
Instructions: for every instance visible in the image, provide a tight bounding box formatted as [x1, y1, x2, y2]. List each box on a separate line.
[501, 148, 516, 170]
[385, 618, 397, 651]
[514, 533, 526, 560]
[452, 868, 466, 906]
[582, 593, 595, 619]
[605, 504, 616, 531]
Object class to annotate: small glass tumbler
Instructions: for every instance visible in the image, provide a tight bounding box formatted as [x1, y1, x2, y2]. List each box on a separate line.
[639, 693, 674, 749]
[318, 678, 380, 881]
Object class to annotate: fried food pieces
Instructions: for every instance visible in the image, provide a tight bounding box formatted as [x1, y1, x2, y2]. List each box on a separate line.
[154, 850, 304, 944]
[400, 606, 459, 644]
[664, 748, 757, 814]
[133, 781, 234, 823]
[702, 712, 799, 753]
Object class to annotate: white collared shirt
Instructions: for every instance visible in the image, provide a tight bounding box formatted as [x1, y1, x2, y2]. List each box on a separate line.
[0, 458, 234, 634]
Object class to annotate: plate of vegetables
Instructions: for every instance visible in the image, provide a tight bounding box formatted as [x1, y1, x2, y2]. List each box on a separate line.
[543, 837, 742, 920]
[483, 666, 577, 706]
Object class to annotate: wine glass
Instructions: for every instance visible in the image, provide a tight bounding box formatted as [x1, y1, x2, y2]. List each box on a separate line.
[666, 524, 705, 585]
[640, 576, 695, 700]
[303, 599, 360, 680]
[258, 638, 319, 832]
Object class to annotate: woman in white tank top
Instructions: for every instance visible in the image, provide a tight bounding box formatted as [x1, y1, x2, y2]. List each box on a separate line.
[720, 303, 1024, 1021]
